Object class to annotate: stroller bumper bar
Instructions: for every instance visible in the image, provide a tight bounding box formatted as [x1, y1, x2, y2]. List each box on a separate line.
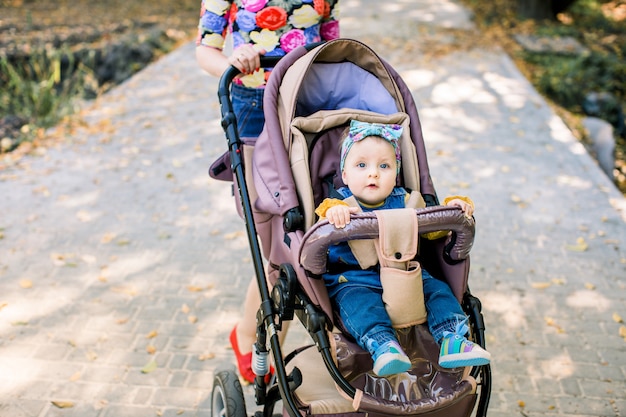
[299, 206, 475, 275]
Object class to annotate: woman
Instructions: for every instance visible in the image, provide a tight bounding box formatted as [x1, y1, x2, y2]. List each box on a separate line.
[195, 0, 341, 383]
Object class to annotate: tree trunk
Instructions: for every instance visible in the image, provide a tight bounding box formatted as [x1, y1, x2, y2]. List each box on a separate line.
[515, 0, 578, 20]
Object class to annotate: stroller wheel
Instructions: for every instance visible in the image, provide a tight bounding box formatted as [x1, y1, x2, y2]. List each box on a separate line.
[211, 369, 247, 417]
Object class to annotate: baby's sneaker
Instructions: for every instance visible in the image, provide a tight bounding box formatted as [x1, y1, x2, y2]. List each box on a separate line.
[371, 340, 412, 376]
[438, 333, 491, 368]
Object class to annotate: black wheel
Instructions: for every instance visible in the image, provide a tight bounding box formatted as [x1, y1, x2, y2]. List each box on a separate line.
[211, 369, 247, 417]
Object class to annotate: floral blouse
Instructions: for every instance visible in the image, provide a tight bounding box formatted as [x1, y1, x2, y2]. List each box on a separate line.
[196, 0, 340, 88]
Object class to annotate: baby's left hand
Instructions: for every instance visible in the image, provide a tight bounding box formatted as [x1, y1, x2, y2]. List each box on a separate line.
[445, 198, 474, 218]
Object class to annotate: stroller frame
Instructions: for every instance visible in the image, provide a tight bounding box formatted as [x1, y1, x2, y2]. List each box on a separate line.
[214, 40, 492, 417]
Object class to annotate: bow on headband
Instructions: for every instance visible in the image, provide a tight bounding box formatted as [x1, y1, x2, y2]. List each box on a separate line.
[340, 120, 403, 174]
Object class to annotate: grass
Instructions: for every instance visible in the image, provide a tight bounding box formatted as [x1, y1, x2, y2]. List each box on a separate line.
[0, 49, 91, 151]
[0, 0, 199, 155]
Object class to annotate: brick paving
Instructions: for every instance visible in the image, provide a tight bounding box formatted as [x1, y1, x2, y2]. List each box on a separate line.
[1, 1, 625, 416]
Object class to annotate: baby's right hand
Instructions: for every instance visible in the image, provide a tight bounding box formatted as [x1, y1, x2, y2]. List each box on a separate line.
[325, 205, 359, 229]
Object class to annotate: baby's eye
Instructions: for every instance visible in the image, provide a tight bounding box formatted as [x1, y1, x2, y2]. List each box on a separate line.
[357, 162, 366, 168]
[380, 163, 389, 169]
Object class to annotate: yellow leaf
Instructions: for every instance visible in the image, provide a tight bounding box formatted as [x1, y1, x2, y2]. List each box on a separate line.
[19, 279, 33, 289]
[111, 285, 137, 296]
[146, 330, 158, 339]
[141, 360, 158, 373]
[76, 210, 92, 222]
[619, 326, 626, 339]
[52, 401, 74, 409]
[69, 372, 81, 381]
[199, 353, 216, 361]
[223, 231, 244, 240]
[585, 282, 596, 290]
[518, 400, 525, 408]
[116, 318, 129, 325]
[551, 277, 566, 285]
[101, 232, 116, 243]
[566, 237, 588, 252]
[613, 313, 624, 323]
[187, 285, 204, 292]
[531, 282, 551, 289]
[188, 315, 198, 324]
[146, 345, 157, 354]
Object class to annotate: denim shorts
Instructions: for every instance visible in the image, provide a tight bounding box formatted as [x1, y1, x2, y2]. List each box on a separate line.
[231, 83, 265, 138]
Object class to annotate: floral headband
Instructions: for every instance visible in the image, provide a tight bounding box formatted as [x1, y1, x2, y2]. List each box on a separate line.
[340, 120, 403, 174]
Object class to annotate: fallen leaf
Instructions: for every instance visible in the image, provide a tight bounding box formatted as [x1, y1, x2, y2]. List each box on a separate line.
[181, 304, 190, 314]
[566, 237, 588, 252]
[69, 372, 81, 381]
[188, 315, 198, 324]
[531, 282, 551, 289]
[0, 302, 7, 311]
[101, 232, 116, 243]
[544, 317, 566, 333]
[116, 318, 129, 325]
[619, 326, 626, 340]
[187, 285, 204, 292]
[51, 401, 74, 409]
[223, 231, 244, 240]
[585, 282, 596, 290]
[86, 351, 98, 361]
[111, 285, 137, 296]
[76, 210, 93, 222]
[146, 330, 158, 339]
[518, 400, 525, 408]
[146, 345, 157, 354]
[199, 353, 215, 361]
[551, 277, 566, 285]
[141, 360, 158, 373]
[19, 279, 33, 289]
[613, 313, 624, 323]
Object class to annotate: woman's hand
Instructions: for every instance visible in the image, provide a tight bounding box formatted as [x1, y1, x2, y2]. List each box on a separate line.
[228, 45, 266, 75]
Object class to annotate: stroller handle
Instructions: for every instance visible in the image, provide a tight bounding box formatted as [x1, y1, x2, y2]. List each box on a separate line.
[218, 56, 286, 94]
[299, 206, 475, 275]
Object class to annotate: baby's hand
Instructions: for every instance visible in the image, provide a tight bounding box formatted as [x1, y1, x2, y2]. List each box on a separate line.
[445, 198, 474, 218]
[325, 205, 359, 228]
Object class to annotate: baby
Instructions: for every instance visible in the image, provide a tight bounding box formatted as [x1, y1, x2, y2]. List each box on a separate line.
[316, 120, 491, 376]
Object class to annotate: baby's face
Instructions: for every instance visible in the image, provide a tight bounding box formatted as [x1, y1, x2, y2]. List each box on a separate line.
[341, 136, 398, 206]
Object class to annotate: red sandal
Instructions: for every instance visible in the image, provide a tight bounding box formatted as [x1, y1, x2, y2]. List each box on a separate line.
[229, 326, 274, 384]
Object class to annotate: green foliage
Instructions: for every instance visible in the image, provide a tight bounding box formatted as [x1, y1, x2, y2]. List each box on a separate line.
[526, 50, 625, 113]
[0, 49, 92, 143]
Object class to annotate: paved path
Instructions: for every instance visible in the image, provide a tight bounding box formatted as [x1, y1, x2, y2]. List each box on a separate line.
[1, 1, 625, 416]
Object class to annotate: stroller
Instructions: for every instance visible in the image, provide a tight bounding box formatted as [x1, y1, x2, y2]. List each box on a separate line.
[210, 38, 491, 417]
